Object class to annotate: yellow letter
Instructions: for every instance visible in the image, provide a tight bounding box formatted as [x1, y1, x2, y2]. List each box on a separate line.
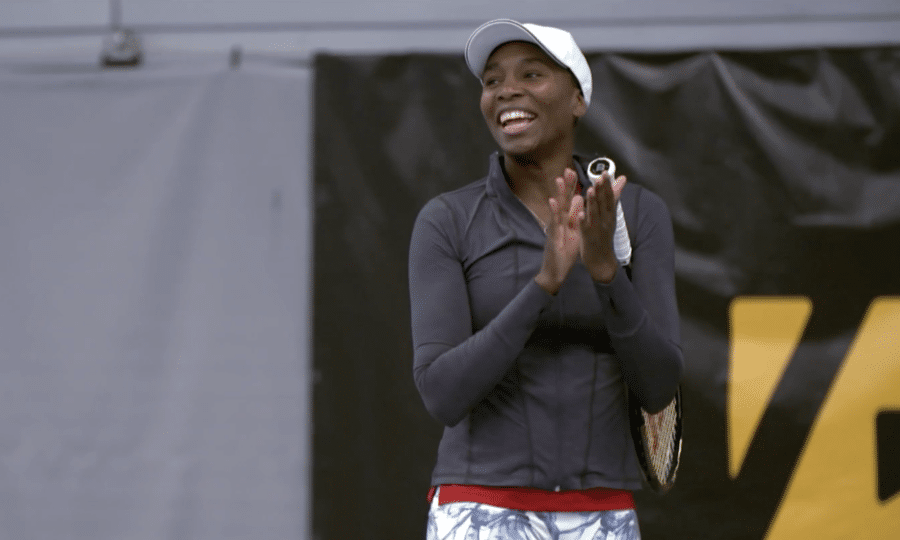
[766, 297, 900, 539]
[728, 296, 812, 479]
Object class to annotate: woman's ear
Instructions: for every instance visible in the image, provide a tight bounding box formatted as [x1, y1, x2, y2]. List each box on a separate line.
[572, 91, 587, 124]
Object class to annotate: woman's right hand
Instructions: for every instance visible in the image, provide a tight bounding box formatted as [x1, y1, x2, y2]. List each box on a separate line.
[534, 168, 584, 295]
[580, 171, 627, 283]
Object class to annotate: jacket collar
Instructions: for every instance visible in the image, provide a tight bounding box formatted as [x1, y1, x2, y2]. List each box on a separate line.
[485, 151, 591, 203]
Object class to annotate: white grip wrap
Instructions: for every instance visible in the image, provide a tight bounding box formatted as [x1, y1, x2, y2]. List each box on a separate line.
[587, 157, 631, 267]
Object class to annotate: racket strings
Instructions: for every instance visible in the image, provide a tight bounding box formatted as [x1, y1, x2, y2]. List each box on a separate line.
[641, 402, 678, 482]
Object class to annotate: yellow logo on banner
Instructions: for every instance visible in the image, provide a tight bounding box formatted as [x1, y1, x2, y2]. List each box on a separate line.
[729, 296, 900, 540]
[728, 297, 812, 479]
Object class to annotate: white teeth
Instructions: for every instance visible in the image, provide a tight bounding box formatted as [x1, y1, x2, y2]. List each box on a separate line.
[499, 110, 535, 124]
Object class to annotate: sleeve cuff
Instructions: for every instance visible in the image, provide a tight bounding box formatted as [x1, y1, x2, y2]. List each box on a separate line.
[522, 277, 555, 311]
[592, 266, 646, 337]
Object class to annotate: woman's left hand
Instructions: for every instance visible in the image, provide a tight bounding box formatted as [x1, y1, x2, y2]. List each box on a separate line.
[534, 168, 585, 295]
[579, 171, 627, 283]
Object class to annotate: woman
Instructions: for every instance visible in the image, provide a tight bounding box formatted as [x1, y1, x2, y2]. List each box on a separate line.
[408, 19, 683, 540]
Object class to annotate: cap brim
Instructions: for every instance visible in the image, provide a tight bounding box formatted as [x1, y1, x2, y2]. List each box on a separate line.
[465, 19, 555, 79]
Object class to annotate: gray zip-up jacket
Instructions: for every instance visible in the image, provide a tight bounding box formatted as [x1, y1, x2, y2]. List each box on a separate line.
[408, 152, 683, 491]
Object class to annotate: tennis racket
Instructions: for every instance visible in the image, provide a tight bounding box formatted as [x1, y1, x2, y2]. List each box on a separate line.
[627, 388, 683, 493]
[588, 156, 683, 493]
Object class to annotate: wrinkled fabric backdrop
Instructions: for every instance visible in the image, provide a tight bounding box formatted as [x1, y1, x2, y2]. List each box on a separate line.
[312, 49, 900, 540]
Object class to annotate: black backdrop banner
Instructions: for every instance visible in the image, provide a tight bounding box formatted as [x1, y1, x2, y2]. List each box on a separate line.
[312, 49, 900, 540]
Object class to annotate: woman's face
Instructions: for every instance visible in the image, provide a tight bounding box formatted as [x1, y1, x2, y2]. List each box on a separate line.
[479, 41, 586, 159]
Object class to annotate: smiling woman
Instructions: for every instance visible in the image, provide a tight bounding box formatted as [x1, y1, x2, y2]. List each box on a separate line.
[408, 18, 684, 540]
[478, 41, 586, 168]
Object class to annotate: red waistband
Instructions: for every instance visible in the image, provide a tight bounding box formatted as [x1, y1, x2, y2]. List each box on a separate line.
[427, 484, 635, 512]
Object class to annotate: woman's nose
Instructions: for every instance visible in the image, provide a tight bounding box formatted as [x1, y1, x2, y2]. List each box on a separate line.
[497, 79, 523, 100]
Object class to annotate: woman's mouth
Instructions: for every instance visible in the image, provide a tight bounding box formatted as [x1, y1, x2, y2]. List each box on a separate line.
[499, 110, 536, 135]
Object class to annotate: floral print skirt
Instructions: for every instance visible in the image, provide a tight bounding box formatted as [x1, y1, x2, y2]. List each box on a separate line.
[427, 491, 641, 540]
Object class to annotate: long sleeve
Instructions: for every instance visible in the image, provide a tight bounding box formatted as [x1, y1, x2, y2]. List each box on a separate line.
[410, 155, 682, 490]
[593, 188, 684, 413]
[408, 197, 552, 427]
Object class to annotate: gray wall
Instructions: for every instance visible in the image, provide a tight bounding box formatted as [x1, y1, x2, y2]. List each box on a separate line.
[2, 0, 900, 59]
[0, 56, 314, 540]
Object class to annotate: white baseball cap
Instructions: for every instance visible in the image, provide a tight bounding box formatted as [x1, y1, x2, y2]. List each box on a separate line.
[465, 19, 592, 107]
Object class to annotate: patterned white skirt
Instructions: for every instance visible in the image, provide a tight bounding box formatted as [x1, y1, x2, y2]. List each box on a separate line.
[427, 489, 641, 540]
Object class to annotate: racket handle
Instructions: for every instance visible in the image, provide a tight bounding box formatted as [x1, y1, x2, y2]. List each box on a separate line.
[587, 157, 631, 266]
[614, 201, 631, 266]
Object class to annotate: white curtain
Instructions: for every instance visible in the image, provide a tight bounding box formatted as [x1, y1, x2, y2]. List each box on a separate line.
[0, 54, 312, 539]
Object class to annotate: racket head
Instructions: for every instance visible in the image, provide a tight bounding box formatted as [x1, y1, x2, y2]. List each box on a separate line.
[628, 387, 683, 493]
